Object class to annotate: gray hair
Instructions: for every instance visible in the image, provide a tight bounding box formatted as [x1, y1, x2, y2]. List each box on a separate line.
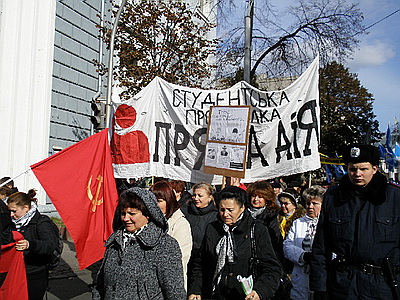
[302, 185, 325, 202]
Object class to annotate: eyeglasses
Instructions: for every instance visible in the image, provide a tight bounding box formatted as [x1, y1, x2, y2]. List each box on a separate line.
[279, 202, 293, 206]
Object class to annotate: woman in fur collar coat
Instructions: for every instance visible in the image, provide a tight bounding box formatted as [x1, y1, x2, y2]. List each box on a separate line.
[277, 188, 306, 239]
[93, 187, 185, 300]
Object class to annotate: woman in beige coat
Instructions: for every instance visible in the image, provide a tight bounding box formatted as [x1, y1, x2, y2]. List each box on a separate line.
[150, 181, 192, 290]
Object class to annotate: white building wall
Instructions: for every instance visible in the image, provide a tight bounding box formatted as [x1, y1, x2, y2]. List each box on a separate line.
[0, 0, 56, 204]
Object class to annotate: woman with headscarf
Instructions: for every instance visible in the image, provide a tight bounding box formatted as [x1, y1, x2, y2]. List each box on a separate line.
[277, 188, 306, 239]
[188, 186, 282, 300]
[7, 190, 58, 300]
[149, 180, 192, 290]
[93, 187, 185, 300]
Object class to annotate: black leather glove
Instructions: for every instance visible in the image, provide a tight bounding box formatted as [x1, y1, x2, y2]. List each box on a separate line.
[313, 291, 329, 300]
[303, 251, 312, 264]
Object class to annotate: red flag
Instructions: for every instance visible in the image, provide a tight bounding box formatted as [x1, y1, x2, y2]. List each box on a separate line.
[31, 129, 118, 269]
[0, 232, 28, 299]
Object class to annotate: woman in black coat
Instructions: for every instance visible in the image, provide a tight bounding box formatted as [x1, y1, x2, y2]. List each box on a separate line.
[7, 190, 58, 300]
[188, 186, 282, 300]
[182, 182, 218, 286]
[181, 182, 218, 252]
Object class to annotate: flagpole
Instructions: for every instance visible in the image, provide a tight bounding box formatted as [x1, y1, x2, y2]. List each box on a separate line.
[0, 168, 32, 188]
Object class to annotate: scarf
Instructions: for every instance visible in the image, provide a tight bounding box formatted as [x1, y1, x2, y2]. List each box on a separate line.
[248, 206, 266, 218]
[302, 215, 318, 252]
[302, 215, 318, 274]
[12, 202, 38, 231]
[213, 212, 244, 291]
[122, 224, 147, 249]
[280, 210, 296, 238]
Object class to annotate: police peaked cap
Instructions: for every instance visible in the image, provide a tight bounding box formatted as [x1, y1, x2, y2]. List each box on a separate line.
[342, 144, 380, 166]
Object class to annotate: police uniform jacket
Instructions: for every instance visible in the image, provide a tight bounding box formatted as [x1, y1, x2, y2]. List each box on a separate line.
[310, 172, 400, 299]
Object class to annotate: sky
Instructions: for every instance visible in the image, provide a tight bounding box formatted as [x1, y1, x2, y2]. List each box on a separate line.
[347, 0, 400, 132]
[218, 0, 400, 132]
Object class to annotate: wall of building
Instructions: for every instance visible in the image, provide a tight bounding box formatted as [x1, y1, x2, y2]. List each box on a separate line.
[0, 0, 56, 203]
[50, 0, 108, 151]
[0, 0, 109, 207]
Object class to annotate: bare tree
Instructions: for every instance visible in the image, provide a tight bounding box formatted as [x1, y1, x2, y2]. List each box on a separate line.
[216, 0, 365, 81]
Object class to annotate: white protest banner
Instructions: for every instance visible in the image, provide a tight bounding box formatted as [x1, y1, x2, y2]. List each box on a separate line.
[111, 57, 320, 183]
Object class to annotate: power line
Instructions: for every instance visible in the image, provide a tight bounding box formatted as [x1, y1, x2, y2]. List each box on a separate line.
[354, 8, 400, 36]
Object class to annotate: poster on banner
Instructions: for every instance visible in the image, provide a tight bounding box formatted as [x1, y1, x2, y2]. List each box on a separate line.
[111, 57, 320, 184]
[204, 106, 250, 178]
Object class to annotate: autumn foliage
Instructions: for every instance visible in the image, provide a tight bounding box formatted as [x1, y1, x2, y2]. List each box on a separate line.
[99, 0, 217, 99]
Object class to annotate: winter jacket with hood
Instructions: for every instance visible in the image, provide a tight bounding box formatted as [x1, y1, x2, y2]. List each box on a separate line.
[93, 187, 186, 300]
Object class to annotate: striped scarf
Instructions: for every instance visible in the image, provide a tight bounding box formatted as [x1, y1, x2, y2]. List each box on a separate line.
[12, 202, 38, 231]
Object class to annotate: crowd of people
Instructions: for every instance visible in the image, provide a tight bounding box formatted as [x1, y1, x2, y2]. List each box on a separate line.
[97, 174, 330, 299]
[1, 143, 400, 299]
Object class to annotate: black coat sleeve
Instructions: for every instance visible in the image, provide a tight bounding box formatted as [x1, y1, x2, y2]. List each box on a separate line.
[0, 201, 13, 246]
[26, 215, 57, 256]
[309, 203, 329, 292]
[266, 213, 281, 254]
[187, 225, 214, 297]
[253, 222, 282, 299]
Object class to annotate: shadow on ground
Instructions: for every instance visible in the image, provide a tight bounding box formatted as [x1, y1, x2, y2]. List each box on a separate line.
[46, 241, 101, 299]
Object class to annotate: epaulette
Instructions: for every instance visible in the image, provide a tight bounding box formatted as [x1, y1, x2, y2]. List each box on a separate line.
[388, 181, 400, 188]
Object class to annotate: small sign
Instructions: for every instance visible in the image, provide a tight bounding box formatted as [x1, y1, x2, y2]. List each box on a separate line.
[203, 106, 251, 178]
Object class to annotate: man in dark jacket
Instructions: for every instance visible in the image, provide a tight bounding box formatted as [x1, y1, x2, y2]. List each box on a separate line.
[310, 144, 400, 299]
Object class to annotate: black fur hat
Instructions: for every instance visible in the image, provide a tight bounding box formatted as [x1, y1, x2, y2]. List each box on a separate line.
[342, 144, 380, 166]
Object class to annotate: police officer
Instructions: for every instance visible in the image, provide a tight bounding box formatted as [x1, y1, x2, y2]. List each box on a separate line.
[310, 144, 400, 299]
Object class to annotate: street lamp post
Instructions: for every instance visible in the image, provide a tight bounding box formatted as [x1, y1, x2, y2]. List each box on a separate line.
[105, 0, 128, 129]
[244, 0, 254, 84]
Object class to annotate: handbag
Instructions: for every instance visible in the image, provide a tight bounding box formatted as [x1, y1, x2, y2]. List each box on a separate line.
[249, 221, 292, 299]
[249, 221, 260, 280]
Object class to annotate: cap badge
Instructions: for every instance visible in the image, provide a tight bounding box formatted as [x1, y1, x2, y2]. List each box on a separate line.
[350, 147, 361, 158]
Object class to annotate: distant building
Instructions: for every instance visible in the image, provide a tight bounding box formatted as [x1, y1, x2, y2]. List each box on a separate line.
[256, 74, 298, 91]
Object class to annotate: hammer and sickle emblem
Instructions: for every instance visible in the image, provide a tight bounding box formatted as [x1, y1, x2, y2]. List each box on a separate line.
[87, 175, 104, 212]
